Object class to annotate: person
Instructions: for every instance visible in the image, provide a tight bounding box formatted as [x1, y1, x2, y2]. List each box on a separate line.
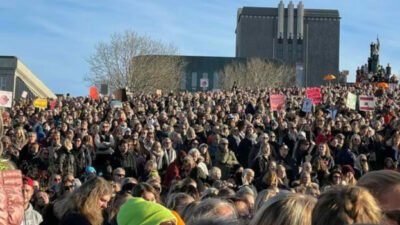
[357, 170, 400, 225]
[112, 168, 126, 185]
[58, 177, 113, 225]
[58, 138, 76, 177]
[94, 121, 115, 175]
[111, 140, 138, 178]
[250, 193, 316, 225]
[132, 182, 160, 203]
[117, 197, 177, 225]
[188, 198, 237, 224]
[21, 176, 43, 225]
[312, 186, 382, 225]
[252, 142, 273, 179]
[215, 138, 239, 180]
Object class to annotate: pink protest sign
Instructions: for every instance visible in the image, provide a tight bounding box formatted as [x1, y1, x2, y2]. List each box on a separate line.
[270, 94, 286, 111]
[306, 87, 321, 104]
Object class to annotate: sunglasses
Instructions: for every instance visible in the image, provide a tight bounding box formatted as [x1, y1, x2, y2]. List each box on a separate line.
[64, 185, 74, 191]
[115, 174, 125, 177]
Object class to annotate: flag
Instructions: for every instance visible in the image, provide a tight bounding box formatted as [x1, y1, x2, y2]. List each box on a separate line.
[359, 96, 374, 111]
[89, 86, 99, 100]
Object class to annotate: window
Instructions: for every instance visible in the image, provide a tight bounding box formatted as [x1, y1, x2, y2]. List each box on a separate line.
[0, 77, 6, 90]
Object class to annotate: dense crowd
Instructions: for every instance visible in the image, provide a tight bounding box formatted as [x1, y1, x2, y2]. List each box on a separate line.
[2, 83, 400, 225]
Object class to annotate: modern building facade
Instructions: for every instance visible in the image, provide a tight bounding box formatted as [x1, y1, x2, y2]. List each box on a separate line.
[0, 56, 56, 99]
[236, 1, 340, 87]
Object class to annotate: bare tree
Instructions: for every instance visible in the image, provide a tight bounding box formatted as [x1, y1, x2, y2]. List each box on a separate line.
[85, 30, 184, 93]
[218, 58, 296, 90]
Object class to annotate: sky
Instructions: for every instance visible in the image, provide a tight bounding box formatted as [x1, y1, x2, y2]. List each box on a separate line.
[1, 0, 399, 96]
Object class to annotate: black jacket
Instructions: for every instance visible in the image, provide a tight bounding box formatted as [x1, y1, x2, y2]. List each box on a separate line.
[111, 151, 138, 178]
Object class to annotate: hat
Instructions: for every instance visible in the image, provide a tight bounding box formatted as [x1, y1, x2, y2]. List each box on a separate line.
[297, 131, 307, 140]
[199, 143, 208, 148]
[117, 198, 177, 225]
[341, 165, 355, 175]
[23, 176, 34, 188]
[86, 166, 96, 175]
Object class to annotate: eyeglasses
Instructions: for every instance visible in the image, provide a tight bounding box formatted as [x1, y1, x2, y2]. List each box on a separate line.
[64, 185, 74, 191]
[53, 178, 61, 182]
[115, 174, 125, 177]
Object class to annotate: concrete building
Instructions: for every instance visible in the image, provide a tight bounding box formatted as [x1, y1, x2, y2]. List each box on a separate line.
[236, 1, 340, 87]
[0, 56, 56, 99]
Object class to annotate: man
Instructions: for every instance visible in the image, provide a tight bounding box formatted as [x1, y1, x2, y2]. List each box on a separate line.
[72, 136, 92, 177]
[21, 177, 43, 225]
[215, 138, 239, 180]
[112, 167, 126, 185]
[111, 140, 137, 178]
[94, 121, 115, 174]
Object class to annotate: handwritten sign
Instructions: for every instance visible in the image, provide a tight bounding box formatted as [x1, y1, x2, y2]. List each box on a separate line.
[270, 94, 285, 111]
[302, 98, 313, 112]
[0, 91, 12, 108]
[306, 87, 321, 104]
[346, 92, 357, 110]
[33, 98, 48, 109]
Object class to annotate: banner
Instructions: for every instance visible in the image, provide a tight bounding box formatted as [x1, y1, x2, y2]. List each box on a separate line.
[359, 95, 374, 111]
[306, 87, 321, 104]
[110, 100, 123, 108]
[270, 94, 285, 111]
[89, 86, 99, 100]
[200, 78, 209, 88]
[0, 91, 12, 108]
[33, 98, 47, 109]
[21, 91, 28, 98]
[50, 100, 58, 110]
[302, 98, 313, 112]
[346, 92, 357, 110]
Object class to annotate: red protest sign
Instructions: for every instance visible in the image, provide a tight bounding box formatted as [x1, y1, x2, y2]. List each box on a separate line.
[50, 100, 58, 110]
[270, 94, 286, 111]
[89, 86, 99, 100]
[306, 87, 321, 104]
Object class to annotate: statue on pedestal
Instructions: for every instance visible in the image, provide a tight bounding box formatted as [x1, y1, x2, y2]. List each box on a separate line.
[370, 37, 380, 74]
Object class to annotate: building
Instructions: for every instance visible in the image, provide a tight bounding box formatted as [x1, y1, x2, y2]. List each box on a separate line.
[0, 56, 56, 99]
[179, 56, 246, 91]
[236, 1, 340, 87]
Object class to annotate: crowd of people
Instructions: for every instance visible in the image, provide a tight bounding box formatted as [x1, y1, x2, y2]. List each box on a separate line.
[2, 82, 400, 225]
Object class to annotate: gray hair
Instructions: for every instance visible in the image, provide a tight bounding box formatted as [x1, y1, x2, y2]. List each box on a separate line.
[189, 198, 237, 224]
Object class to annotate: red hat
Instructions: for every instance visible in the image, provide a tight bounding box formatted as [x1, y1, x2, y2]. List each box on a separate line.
[341, 165, 355, 175]
[23, 176, 34, 188]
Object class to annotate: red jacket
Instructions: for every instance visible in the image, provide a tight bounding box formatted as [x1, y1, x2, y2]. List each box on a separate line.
[0, 169, 24, 225]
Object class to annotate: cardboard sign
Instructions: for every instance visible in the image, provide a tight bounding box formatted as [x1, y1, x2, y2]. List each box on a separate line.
[114, 89, 127, 101]
[0, 91, 12, 108]
[306, 87, 321, 104]
[346, 92, 357, 110]
[359, 96, 375, 111]
[302, 98, 313, 113]
[33, 98, 48, 109]
[156, 89, 162, 95]
[21, 91, 28, 98]
[270, 94, 285, 111]
[89, 86, 99, 100]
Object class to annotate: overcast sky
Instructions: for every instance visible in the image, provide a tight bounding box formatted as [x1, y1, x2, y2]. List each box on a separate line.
[1, 0, 399, 96]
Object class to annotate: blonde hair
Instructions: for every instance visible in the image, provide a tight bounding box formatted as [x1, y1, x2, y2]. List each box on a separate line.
[59, 177, 113, 225]
[254, 188, 278, 212]
[312, 186, 381, 225]
[251, 193, 316, 225]
[357, 170, 400, 201]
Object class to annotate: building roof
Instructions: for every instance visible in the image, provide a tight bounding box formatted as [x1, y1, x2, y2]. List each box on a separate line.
[237, 6, 340, 23]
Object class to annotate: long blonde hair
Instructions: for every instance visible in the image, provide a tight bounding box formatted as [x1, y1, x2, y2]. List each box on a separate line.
[312, 186, 381, 225]
[251, 193, 316, 225]
[58, 177, 112, 225]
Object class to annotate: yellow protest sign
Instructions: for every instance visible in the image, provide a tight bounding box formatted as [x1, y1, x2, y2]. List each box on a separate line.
[34, 98, 48, 109]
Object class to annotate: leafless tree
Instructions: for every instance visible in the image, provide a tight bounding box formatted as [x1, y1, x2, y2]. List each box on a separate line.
[218, 58, 296, 90]
[85, 30, 184, 93]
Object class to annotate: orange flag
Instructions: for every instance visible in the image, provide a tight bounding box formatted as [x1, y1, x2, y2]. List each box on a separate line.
[89, 86, 99, 100]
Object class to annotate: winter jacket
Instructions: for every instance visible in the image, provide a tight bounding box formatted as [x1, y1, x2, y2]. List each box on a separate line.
[20, 204, 43, 225]
[58, 147, 76, 176]
[215, 149, 239, 180]
[111, 151, 138, 178]
[60, 212, 91, 225]
[0, 170, 24, 225]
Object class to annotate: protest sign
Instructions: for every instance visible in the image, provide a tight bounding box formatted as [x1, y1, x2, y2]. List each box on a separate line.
[0, 91, 12, 108]
[359, 96, 374, 111]
[346, 92, 357, 110]
[89, 86, 99, 100]
[306, 87, 321, 104]
[33, 98, 47, 109]
[270, 94, 285, 111]
[302, 98, 313, 112]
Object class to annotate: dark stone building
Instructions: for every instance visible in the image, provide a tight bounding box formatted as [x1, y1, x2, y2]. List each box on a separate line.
[236, 1, 340, 87]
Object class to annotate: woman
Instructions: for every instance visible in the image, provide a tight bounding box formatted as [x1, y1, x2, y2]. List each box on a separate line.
[59, 177, 113, 225]
[342, 165, 357, 186]
[276, 164, 289, 189]
[312, 186, 382, 225]
[252, 142, 273, 179]
[312, 143, 335, 171]
[251, 193, 316, 225]
[132, 182, 161, 204]
[199, 143, 212, 168]
[354, 154, 369, 179]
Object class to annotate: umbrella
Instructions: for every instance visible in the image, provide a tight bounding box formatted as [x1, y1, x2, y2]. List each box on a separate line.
[377, 82, 389, 88]
[323, 74, 336, 81]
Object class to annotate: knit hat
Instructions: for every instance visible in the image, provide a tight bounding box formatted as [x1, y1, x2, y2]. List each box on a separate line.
[341, 165, 355, 175]
[118, 198, 177, 225]
[86, 166, 96, 175]
[23, 176, 34, 188]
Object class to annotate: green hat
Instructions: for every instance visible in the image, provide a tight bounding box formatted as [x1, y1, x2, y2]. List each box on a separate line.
[117, 197, 177, 225]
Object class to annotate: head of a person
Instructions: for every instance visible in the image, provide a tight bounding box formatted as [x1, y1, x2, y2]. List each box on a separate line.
[279, 145, 289, 158]
[209, 167, 222, 181]
[132, 182, 159, 203]
[113, 168, 126, 184]
[242, 168, 255, 185]
[35, 190, 50, 207]
[117, 197, 177, 225]
[250, 193, 316, 225]
[312, 186, 381, 225]
[357, 170, 400, 225]
[119, 139, 129, 153]
[22, 176, 35, 207]
[59, 177, 113, 225]
[189, 198, 237, 224]
[166, 192, 194, 213]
